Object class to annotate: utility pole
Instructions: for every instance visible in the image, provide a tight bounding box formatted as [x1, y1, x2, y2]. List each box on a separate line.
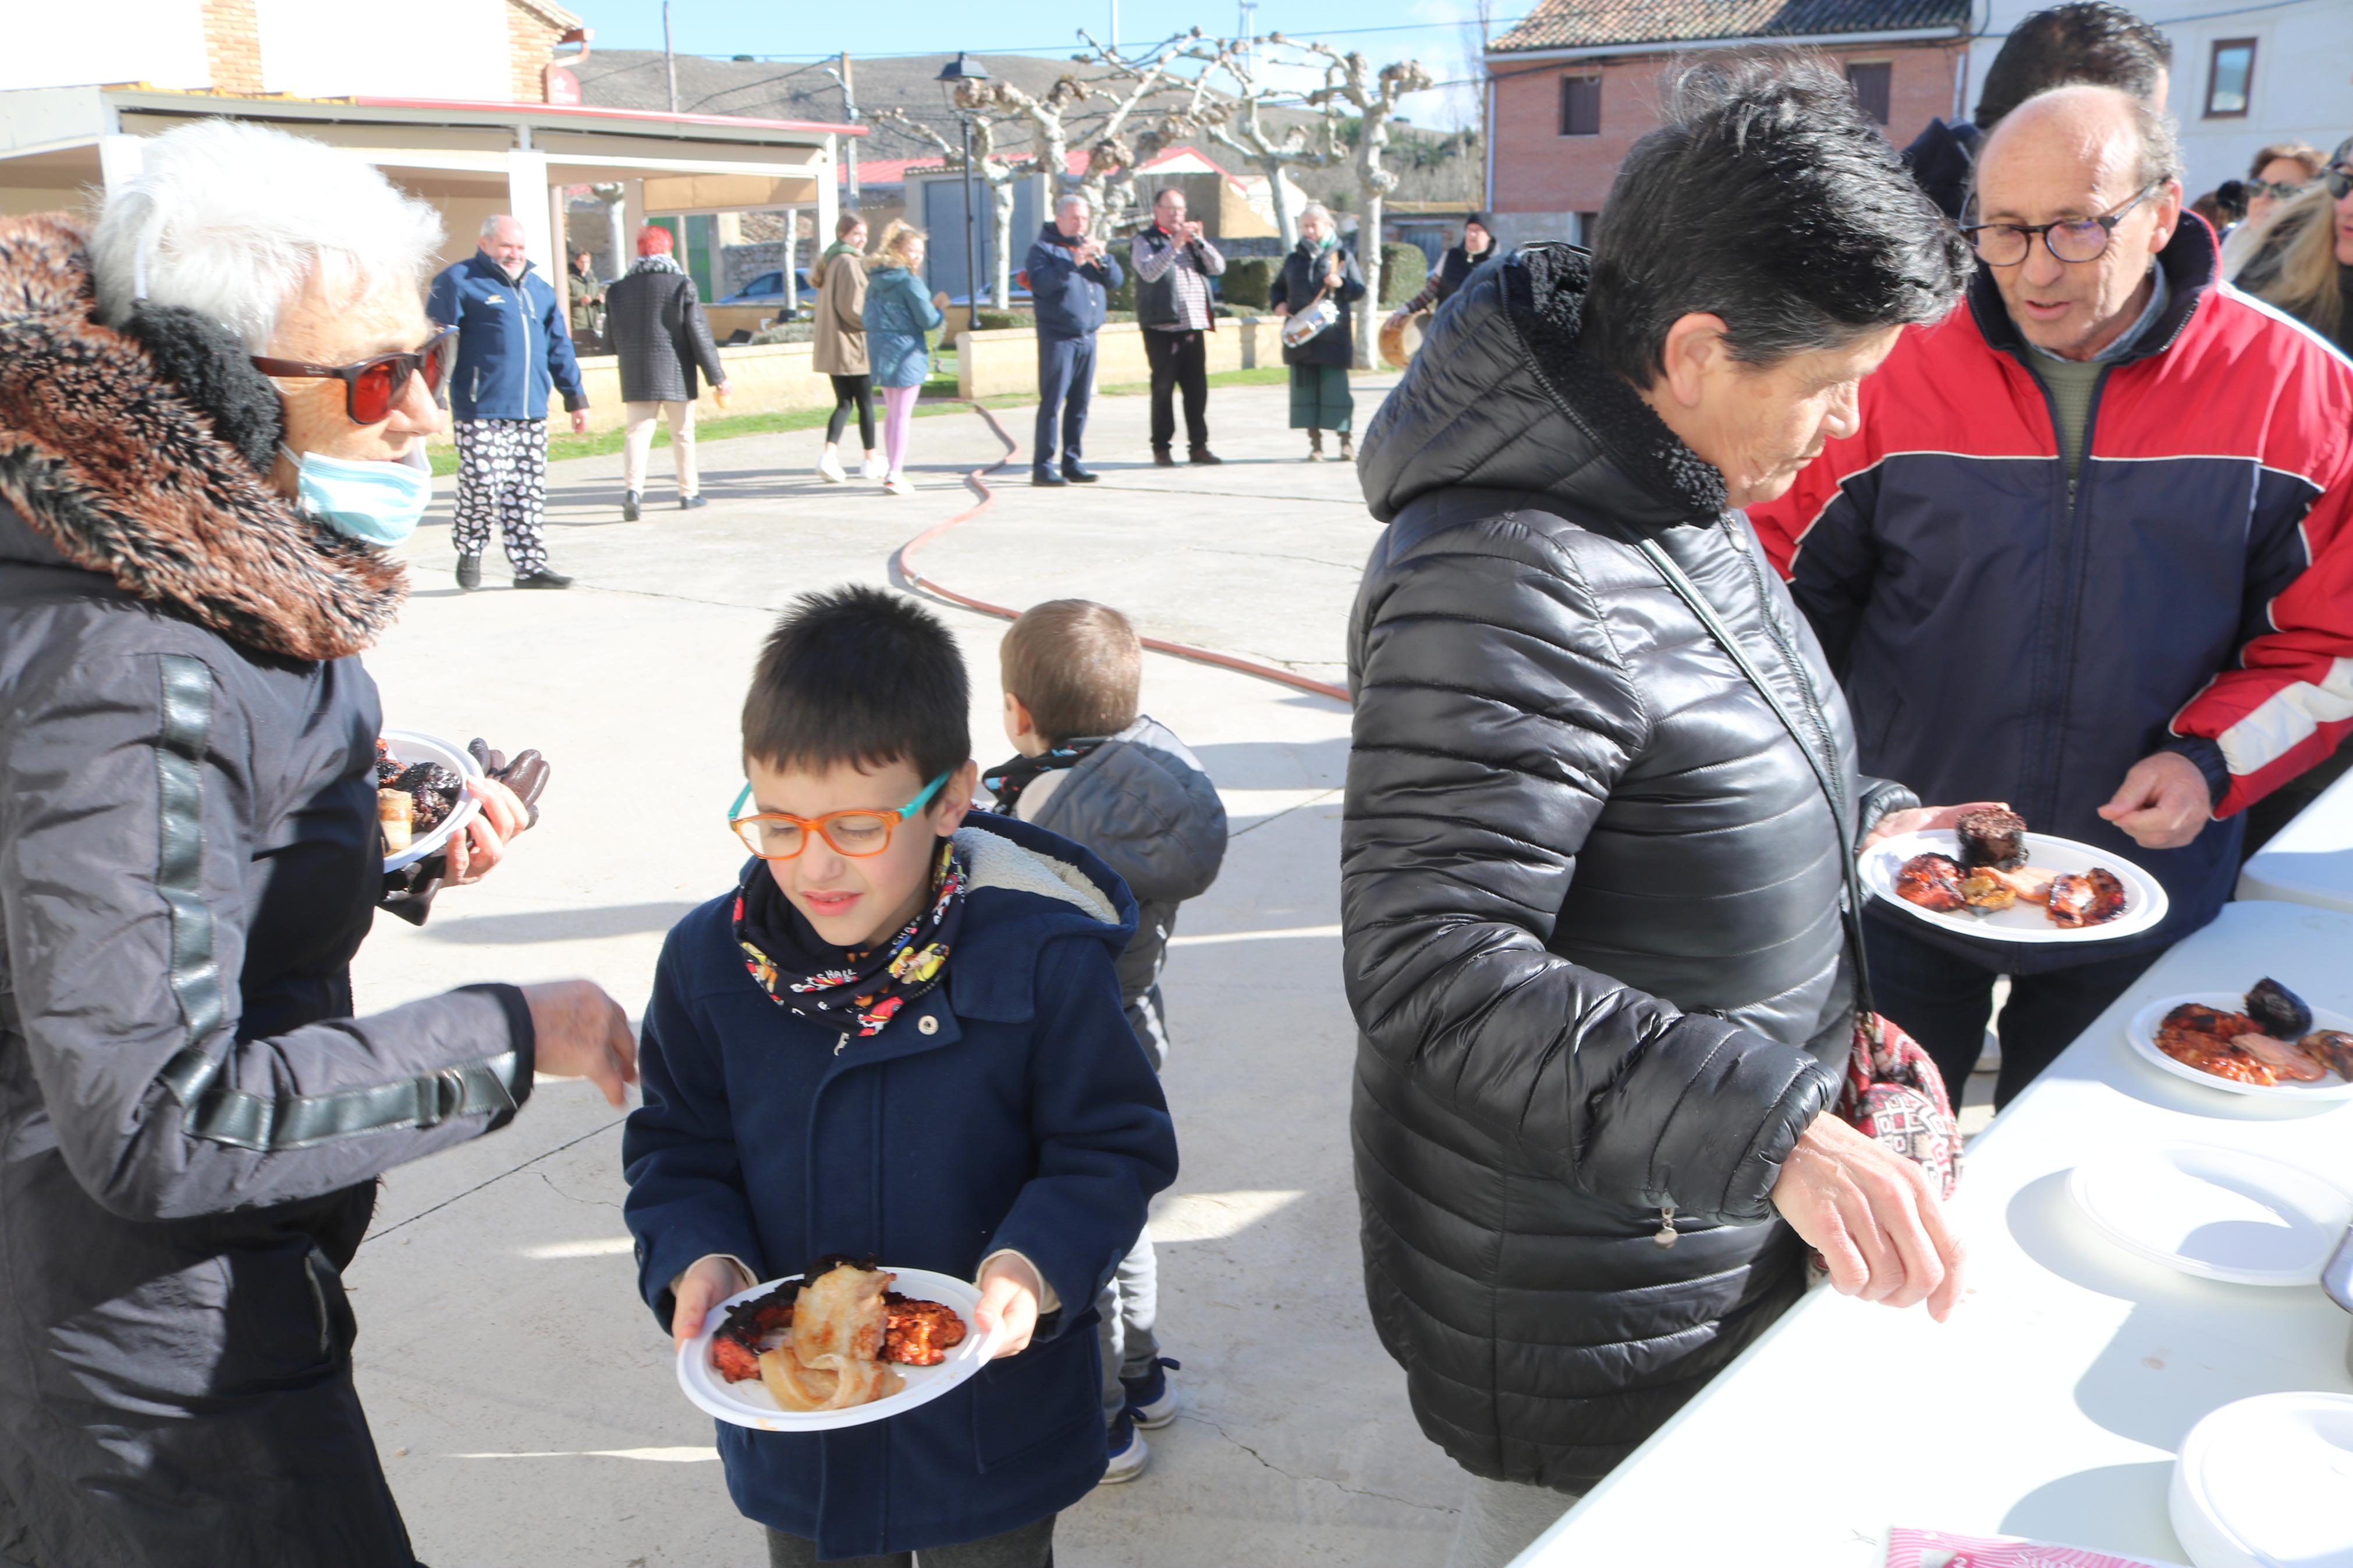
[835, 52, 860, 203]
[663, 0, 678, 114]
[1109, 0, 1119, 53]
[1239, 0, 1258, 67]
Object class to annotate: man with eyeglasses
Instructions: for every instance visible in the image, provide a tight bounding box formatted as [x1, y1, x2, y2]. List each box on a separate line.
[428, 215, 591, 591]
[1750, 83, 2353, 1107]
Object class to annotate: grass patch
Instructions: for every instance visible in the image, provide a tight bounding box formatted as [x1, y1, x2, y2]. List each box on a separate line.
[424, 361, 1344, 474]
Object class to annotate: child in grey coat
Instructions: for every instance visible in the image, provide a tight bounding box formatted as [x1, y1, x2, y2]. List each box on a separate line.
[984, 600, 1227, 1483]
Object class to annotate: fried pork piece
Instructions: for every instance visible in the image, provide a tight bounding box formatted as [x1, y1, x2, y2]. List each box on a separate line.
[2156, 1004, 2276, 1086]
[2301, 1030, 2353, 1080]
[2046, 867, 2126, 927]
[1958, 869, 2016, 912]
[1894, 852, 1968, 912]
[883, 1294, 969, 1367]
[710, 1284, 800, 1384]
[2231, 1031, 2328, 1082]
[1979, 864, 2056, 904]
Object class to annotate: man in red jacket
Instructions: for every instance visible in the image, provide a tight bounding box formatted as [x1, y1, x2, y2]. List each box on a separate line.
[1750, 83, 2353, 1105]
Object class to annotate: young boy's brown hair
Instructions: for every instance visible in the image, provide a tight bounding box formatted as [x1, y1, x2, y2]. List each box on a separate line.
[999, 600, 1142, 744]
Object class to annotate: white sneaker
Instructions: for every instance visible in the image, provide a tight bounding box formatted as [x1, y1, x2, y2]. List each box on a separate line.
[1099, 1417, 1148, 1485]
[883, 474, 913, 497]
[816, 450, 847, 483]
[859, 454, 887, 480]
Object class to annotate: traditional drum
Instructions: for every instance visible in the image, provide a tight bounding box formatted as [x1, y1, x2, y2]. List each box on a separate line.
[1379, 308, 1431, 369]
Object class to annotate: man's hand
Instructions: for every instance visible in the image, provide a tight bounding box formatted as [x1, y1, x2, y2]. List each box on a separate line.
[444, 776, 530, 887]
[973, 1254, 1042, 1359]
[520, 980, 639, 1107]
[670, 1255, 753, 1353]
[2098, 750, 2213, 849]
[1771, 1112, 1965, 1322]
[1861, 799, 2009, 852]
[570, 409, 589, 435]
[1180, 221, 1205, 245]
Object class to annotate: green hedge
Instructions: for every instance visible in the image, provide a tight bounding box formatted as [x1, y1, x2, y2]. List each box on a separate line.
[971, 308, 1029, 330]
[1220, 256, 1276, 311]
[1380, 241, 1431, 308]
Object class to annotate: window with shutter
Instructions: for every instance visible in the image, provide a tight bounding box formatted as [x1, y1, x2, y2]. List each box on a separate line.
[1559, 75, 1600, 137]
[1846, 61, 1892, 125]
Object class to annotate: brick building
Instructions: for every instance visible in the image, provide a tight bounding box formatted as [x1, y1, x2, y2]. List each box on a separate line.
[1481, 0, 1972, 250]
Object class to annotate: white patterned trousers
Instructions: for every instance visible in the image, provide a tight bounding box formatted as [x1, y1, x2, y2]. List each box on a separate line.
[451, 418, 550, 573]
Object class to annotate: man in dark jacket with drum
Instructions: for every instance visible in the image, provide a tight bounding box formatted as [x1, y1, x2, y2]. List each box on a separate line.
[1025, 194, 1123, 488]
[0, 120, 637, 1567]
[1347, 58, 1974, 1566]
[605, 224, 730, 520]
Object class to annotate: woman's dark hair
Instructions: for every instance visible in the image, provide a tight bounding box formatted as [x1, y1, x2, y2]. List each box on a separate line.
[1975, 2, 2171, 129]
[742, 585, 970, 785]
[1581, 54, 1971, 389]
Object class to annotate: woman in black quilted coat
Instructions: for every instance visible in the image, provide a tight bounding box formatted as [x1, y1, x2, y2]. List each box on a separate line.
[1344, 59, 1976, 1565]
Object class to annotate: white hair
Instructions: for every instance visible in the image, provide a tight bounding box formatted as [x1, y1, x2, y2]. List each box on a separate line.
[1056, 193, 1089, 216]
[88, 118, 446, 351]
[480, 213, 521, 240]
[1298, 202, 1334, 227]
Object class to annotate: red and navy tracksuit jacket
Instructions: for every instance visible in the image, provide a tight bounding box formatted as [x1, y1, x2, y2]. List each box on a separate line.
[1749, 218, 2353, 969]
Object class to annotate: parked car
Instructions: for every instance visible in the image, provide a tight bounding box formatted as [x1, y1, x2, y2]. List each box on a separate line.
[715, 269, 815, 307]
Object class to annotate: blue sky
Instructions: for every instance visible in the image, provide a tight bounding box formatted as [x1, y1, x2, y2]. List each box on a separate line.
[563, 0, 1512, 126]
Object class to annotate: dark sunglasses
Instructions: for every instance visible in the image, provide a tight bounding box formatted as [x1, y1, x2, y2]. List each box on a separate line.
[252, 326, 455, 425]
[2329, 164, 2353, 201]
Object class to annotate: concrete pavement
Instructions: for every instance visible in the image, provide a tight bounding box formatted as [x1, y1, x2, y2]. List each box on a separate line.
[348, 372, 1474, 1566]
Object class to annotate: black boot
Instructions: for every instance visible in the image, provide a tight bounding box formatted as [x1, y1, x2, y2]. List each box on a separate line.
[1032, 465, 1069, 487]
[1306, 429, 1324, 463]
[679, 495, 708, 510]
[1188, 446, 1222, 465]
[1152, 447, 1176, 468]
[1063, 460, 1098, 483]
[622, 491, 641, 522]
[513, 568, 573, 590]
[455, 554, 482, 591]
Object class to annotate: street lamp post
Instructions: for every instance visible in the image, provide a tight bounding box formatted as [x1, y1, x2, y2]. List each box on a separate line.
[935, 52, 991, 319]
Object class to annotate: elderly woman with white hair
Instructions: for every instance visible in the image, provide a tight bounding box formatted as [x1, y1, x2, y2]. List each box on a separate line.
[1268, 202, 1367, 461]
[0, 118, 637, 1564]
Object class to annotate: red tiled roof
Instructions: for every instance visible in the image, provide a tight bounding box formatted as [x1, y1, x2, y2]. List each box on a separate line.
[1490, 0, 1969, 53]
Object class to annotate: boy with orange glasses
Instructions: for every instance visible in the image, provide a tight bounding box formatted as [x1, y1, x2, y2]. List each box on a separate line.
[623, 585, 1177, 1566]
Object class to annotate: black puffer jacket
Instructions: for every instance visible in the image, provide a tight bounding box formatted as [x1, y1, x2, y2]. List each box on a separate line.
[1345, 244, 1916, 1489]
[606, 258, 726, 403]
[0, 214, 536, 1566]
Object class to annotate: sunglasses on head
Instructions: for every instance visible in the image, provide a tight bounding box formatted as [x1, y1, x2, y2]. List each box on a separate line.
[251, 325, 456, 425]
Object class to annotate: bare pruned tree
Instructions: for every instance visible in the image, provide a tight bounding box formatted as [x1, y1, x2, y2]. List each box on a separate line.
[1024, 34, 1196, 235]
[869, 98, 1026, 309]
[1163, 32, 1344, 250]
[1302, 46, 1433, 367]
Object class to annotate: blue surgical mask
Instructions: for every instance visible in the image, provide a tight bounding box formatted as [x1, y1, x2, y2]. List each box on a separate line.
[289, 445, 431, 546]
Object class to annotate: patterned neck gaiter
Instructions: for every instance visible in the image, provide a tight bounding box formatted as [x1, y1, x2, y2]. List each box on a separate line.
[733, 840, 969, 1038]
[982, 739, 1105, 815]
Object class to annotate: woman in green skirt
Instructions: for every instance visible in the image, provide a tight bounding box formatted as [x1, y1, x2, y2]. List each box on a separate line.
[1269, 203, 1367, 461]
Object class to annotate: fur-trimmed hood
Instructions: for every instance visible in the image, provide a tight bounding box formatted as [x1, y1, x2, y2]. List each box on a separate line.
[0, 214, 404, 662]
[1357, 243, 1728, 531]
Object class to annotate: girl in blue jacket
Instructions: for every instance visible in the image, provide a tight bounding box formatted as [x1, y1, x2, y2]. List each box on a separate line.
[862, 222, 949, 497]
[624, 586, 1177, 1566]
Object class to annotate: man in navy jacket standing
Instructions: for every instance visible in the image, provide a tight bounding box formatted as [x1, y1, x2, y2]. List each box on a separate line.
[1024, 195, 1123, 487]
[428, 215, 589, 591]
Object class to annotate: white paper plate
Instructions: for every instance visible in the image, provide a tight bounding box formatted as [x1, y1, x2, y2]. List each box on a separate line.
[1862, 829, 2167, 944]
[2068, 1143, 2353, 1286]
[2125, 993, 2353, 1101]
[378, 728, 483, 873]
[676, 1267, 1000, 1432]
[2170, 1392, 2353, 1568]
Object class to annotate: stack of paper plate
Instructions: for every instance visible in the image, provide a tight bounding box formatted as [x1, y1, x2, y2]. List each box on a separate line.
[2169, 1392, 2353, 1567]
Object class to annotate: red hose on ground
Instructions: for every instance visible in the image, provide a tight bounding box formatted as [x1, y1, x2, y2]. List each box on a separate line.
[889, 402, 1353, 706]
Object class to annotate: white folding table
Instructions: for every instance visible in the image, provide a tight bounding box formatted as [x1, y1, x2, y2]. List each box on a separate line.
[1510, 899, 2353, 1568]
[2238, 763, 2353, 913]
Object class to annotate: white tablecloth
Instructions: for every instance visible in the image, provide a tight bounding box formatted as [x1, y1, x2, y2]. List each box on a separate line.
[1511, 899, 2353, 1568]
[2238, 764, 2353, 913]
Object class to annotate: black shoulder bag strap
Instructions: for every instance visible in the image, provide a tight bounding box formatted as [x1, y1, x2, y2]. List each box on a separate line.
[1610, 525, 1877, 1021]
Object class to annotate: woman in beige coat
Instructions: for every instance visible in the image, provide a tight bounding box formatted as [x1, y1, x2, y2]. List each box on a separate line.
[813, 214, 879, 483]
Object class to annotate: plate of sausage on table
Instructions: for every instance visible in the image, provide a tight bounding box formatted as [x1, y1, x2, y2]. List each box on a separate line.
[2123, 976, 2353, 1101]
[676, 1256, 1002, 1432]
[1862, 806, 2167, 944]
